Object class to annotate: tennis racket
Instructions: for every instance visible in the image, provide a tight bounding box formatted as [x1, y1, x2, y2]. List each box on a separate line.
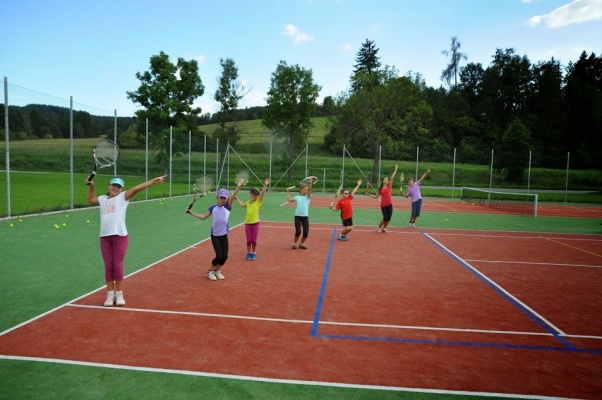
[366, 173, 377, 195]
[235, 169, 250, 186]
[87, 139, 119, 184]
[186, 175, 215, 212]
[334, 184, 343, 200]
[300, 176, 318, 186]
[399, 171, 405, 194]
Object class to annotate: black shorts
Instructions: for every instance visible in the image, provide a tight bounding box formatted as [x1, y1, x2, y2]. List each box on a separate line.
[381, 204, 393, 221]
[342, 217, 353, 227]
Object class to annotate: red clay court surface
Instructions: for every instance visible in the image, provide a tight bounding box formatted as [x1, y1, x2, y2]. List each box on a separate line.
[1, 222, 601, 399]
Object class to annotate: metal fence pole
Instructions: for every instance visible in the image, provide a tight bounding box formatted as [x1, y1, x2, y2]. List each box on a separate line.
[4, 77, 11, 217]
[69, 96, 74, 209]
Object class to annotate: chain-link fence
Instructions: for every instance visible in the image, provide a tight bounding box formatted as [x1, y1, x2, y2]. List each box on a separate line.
[2, 78, 599, 218]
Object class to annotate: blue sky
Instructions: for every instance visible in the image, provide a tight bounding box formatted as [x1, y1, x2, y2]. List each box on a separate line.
[1, 0, 601, 117]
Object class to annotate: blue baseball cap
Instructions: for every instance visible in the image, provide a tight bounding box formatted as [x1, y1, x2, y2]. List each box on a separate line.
[217, 188, 229, 198]
[109, 177, 125, 188]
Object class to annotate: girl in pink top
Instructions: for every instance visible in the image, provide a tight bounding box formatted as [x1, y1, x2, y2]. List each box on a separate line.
[368, 164, 398, 232]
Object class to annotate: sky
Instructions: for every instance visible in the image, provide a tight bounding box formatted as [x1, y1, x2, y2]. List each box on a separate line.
[1, 0, 601, 117]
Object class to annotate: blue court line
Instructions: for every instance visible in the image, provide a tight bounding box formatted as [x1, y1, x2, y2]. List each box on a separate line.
[310, 228, 602, 353]
[423, 232, 576, 350]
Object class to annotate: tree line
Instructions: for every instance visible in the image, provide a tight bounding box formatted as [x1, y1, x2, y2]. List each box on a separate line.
[3, 39, 601, 180]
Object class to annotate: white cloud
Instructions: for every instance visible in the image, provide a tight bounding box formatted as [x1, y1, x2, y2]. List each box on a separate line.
[340, 43, 353, 51]
[528, 0, 602, 28]
[283, 24, 315, 44]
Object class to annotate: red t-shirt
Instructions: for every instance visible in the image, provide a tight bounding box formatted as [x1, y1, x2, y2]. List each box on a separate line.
[335, 195, 354, 220]
[379, 184, 393, 207]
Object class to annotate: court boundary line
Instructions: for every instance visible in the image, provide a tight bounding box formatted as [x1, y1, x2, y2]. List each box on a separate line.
[0, 355, 568, 400]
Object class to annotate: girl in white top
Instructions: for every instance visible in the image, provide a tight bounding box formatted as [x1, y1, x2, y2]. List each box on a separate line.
[87, 175, 166, 307]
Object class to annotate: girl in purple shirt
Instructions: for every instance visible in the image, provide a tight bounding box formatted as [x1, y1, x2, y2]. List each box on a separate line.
[187, 180, 243, 281]
[404, 169, 430, 228]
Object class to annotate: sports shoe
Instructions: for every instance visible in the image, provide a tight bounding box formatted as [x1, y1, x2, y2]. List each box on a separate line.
[246, 252, 252, 261]
[382, 228, 388, 233]
[207, 270, 217, 281]
[103, 291, 115, 307]
[214, 270, 225, 280]
[408, 222, 413, 227]
[291, 244, 297, 250]
[338, 235, 348, 241]
[250, 253, 257, 261]
[411, 223, 416, 228]
[376, 228, 382, 232]
[115, 292, 126, 306]
[299, 243, 308, 250]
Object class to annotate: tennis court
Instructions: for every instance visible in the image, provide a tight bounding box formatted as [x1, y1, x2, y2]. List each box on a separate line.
[1, 193, 601, 399]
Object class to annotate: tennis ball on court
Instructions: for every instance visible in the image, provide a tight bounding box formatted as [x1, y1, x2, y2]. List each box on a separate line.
[62, 223, 67, 227]
[54, 224, 60, 229]
[65, 215, 69, 218]
[86, 220, 90, 223]
[445, 219, 448, 221]
[9, 223, 14, 227]
[18, 219, 23, 222]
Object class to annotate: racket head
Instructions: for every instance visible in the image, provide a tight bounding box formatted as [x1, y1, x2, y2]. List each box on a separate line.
[335, 184, 343, 197]
[193, 175, 215, 195]
[93, 139, 120, 168]
[300, 176, 318, 186]
[235, 169, 250, 186]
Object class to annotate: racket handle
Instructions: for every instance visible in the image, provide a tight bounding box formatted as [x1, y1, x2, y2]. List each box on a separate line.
[86, 170, 97, 185]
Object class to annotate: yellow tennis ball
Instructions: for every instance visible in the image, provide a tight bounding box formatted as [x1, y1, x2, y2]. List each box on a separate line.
[445, 219, 448, 221]
[54, 224, 59, 229]
[62, 223, 67, 227]
[18, 219, 22, 222]
[65, 215, 69, 218]
[86, 220, 90, 223]
[9, 223, 14, 227]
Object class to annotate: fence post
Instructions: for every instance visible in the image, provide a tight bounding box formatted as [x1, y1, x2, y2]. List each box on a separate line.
[4, 77, 11, 217]
[564, 151, 570, 203]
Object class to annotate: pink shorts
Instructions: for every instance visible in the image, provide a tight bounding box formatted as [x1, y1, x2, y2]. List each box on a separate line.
[100, 235, 129, 282]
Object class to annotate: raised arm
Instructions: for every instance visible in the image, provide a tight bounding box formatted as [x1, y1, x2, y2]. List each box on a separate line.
[417, 169, 430, 183]
[286, 186, 295, 202]
[86, 179, 99, 205]
[350, 179, 363, 196]
[390, 164, 398, 185]
[125, 175, 167, 201]
[234, 195, 246, 207]
[258, 178, 270, 201]
[228, 179, 244, 208]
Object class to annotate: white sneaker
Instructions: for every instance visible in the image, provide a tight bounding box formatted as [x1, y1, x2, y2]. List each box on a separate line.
[115, 292, 126, 306]
[207, 270, 217, 281]
[411, 223, 416, 228]
[103, 291, 115, 307]
[408, 222, 413, 227]
[382, 228, 388, 233]
[376, 227, 382, 232]
[214, 270, 225, 280]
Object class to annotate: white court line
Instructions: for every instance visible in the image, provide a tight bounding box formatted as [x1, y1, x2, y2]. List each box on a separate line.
[424, 233, 567, 336]
[0, 355, 570, 400]
[64, 303, 602, 340]
[465, 259, 602, 268]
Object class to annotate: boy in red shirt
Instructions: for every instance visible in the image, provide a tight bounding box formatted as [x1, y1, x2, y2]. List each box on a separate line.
[329, 179, 362, 241]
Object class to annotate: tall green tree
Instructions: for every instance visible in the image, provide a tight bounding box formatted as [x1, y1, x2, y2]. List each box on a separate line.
[564, 51, 602, 168]
[327, 74, 432, 177]
[262, 61, 321, 178]
[441, 36, 467, 89]
[213, 57, 248, 148]
[351, 39, 382, 93]
[126, 51, 204, 164]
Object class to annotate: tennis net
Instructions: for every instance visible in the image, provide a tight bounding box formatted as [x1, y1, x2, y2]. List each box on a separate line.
[460, 187, 539, 217]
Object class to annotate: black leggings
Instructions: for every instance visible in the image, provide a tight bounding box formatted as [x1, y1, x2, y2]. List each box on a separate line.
[210, 234, 229, 266]
[294, 216, 309, 238]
